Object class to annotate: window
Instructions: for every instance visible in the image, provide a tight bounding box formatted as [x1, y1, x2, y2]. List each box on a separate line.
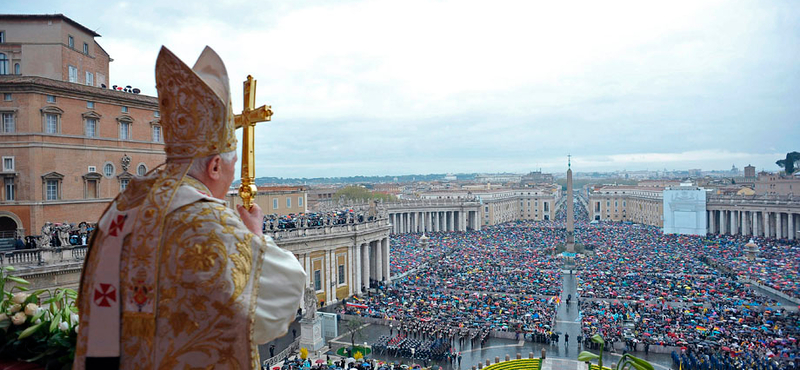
[13, 63, 19, 75]
[3, 93, 10, 101]
[85, 179, 98, 199]
[4, 177, 14, 201]
[2, 157, 12, 171]
[45, 114, 58, 133]
[120, 178, 129, 191]
[2, 113, 14, 133]
[122, 106, 128, 113]
[46, 180, 58, 200]
[286, 197, 291, 208]
[0, 31, 4, 43]
[151, 125, 161, 142]
[82, 172, 101, 199]
[83, 42, 89, 54]
[119, 121, 130, 140]
[88, 166, 96, 173]
[46, 95, 56, 103]
[137, 164, 147, 176]
[313, 270, 321, 291]
[85, 71, 93, 86]
[103, 163, 114, 178]
[338, 264, 345, 285]
[154, 111, 160, 118]
[68, 35, 74, 48]
[87, 101, 95, 109]
[68, 65, 77, 83]
[298, 196, 303, 207]
[273, 198, 278, 210]
[85, 117, 97, 137]
[0, 53, 7, 75]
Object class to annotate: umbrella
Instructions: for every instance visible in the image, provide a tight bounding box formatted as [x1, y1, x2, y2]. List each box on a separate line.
[316, 360, 326, 364]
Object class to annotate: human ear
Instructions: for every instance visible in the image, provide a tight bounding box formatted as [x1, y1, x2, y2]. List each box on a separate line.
[207, 155, 223, 180]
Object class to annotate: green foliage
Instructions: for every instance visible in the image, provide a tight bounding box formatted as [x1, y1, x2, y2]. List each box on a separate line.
[578, 334, 654, 370]
[346, 317, 365, 348]
[335, 186, 397, 203]
[0, 266, 78, 368]
[776, 151, 800, 175]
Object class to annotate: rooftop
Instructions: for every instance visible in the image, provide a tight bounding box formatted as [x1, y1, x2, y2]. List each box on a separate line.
[0, 14, 101, 37]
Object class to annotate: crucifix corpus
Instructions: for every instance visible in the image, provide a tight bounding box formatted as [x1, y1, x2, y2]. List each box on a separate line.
[234, 75, 273, 210]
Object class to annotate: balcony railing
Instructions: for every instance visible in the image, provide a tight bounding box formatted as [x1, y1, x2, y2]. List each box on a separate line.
[268, 218, 390, 241]
[0, 245, 88, 267]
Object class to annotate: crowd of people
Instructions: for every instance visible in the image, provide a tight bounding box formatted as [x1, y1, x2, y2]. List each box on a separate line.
[349, 196, 800, 369]
[263, 210, 376, 231]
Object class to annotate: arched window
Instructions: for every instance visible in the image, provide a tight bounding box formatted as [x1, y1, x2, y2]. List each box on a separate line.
[137, 163, 147, 176]
[14, 63, 20, 75]
[103, 163, 115, 178]
[0, 54, 7, 75]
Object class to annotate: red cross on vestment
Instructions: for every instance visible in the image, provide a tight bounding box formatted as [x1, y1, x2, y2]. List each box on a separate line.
[108, 214, 126, 237]
[93, 283, 117, 307]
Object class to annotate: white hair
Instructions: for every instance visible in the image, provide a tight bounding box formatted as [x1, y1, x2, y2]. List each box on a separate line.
[187, 151, 236, 179]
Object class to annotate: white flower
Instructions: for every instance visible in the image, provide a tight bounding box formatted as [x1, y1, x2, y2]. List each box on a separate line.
[74, 324, 79, 334]
[70, 313, 79, 325]
[8, 304, 21, 314]
[12, 293, 29, 304]
[0, 313, 7, 322]
[24, 303, 38, 316]
[11, 312, 26, 325]
[34, 319, 41, 324]
[59, 321, 69, 332]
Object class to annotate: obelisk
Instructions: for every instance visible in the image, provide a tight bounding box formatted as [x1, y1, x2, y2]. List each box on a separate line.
[566, 155, 575, 252]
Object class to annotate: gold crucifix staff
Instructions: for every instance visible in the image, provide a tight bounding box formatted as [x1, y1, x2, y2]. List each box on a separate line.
[234, 75, 273, 210]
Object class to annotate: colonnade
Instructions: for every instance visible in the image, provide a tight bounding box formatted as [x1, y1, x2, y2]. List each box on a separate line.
[707, 209, 798, 240]
[388, 210, 479, 234]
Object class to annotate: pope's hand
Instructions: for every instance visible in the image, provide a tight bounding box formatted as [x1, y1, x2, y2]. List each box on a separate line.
[237, 204, 264, 236]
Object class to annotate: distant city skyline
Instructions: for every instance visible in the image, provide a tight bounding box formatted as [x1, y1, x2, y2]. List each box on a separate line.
[9, 0, 799, 178]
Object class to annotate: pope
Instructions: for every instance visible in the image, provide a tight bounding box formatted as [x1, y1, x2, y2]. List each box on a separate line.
[73, 46, 306, 369]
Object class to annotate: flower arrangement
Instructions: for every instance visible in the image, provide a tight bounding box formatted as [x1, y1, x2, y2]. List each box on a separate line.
[0, 265, 79, 369]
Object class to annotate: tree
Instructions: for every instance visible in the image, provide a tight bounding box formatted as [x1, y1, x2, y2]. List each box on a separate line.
[334, 186, 397, 203]
[346, 317, 365, 349]
[776, 151, 800, 175]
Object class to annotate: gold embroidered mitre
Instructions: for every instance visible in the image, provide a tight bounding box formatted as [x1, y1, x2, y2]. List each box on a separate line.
[156, 46, 237, 159]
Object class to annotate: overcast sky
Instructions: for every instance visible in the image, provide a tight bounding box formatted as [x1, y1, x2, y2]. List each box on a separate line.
[10, 0, 800, 178]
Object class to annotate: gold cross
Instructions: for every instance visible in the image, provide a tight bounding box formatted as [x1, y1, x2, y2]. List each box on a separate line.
[234, 75, 273, 210]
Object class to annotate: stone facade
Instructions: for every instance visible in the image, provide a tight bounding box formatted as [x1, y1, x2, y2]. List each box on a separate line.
[226, 185, 308, 216]
[0, 15, 164, 237]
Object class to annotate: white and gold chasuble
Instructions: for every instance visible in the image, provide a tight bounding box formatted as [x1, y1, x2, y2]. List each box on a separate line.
[75, 174, 305, 369]
[74, 46, 306, 370]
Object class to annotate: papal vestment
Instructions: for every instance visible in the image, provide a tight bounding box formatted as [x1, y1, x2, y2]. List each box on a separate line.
[73, 46, 306, 370]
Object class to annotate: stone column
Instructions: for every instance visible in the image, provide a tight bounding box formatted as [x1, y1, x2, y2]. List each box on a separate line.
[460, 211, 467, 232]
[753, 211, 760, 237]
[781, 213, 788, 239]
[731, 210, 738, 235]
[326, 249, 334, 303]
[720, 210, 727, 235]
[382, 238, 390, 283]
[361, 243, 370, 290]
[763, 211, 770, 238]
[304, 253, 311, 287]
[448, 211, 454, 231]
[372, 241, 383, 281]
[708, 210, 715, 234]
[789, 213, 796, 240]
[353, 244, 361, 295]
[742, 211, 749, 236]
